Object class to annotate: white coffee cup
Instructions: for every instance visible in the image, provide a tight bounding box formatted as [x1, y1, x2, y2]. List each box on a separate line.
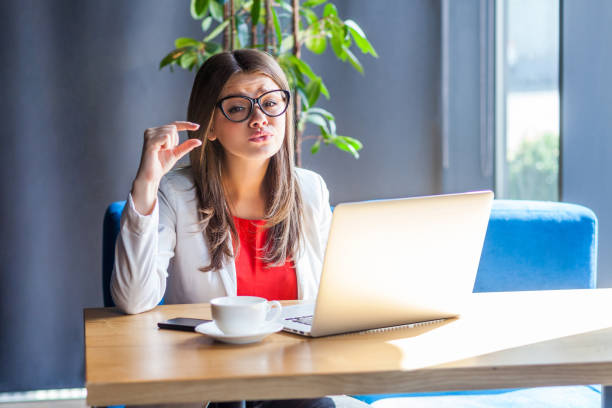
[210, 296, 282, 336]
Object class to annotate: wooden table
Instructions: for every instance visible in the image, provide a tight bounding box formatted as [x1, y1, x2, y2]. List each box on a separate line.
[84, 289, 612, 406]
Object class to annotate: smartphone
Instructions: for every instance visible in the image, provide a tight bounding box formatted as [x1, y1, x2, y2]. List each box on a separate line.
[157, 317, 212, 332]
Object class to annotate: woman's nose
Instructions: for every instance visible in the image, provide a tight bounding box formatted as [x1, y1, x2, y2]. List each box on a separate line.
[249, 106, 269, 128]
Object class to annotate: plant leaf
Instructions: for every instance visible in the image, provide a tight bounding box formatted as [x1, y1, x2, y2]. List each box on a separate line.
[278, 0, 293, 13]
[305, 77, 322, 107]
[159, 51, 178, 70]
[209, 0, 224, 22]
[280, 34, 294, 54]
[333, 136, 359, 158]
[343, 19, 365, 38]
[201, 16, 213, 31]
[329, 23, 346, 60]
[305, 22, 327, 54]
[289, 56, 316, 80]
[345, 19, 378, 57]
[297, 115, 307, 132]
[305, 35, 326, 54]
[296, 86, 310, 110]
[205, 42, 223, 55]
[282, 57, 304, 87]
[310, 139, 321, 154]
[319, 80, 330, 98]
[251, 0, 262, 24]
[299, 8, 318, 24]
[342, 45, 364, 73]
[291, 65, 306, 88]
[319, 125, 331, 140]
[174, 37, 203, 48]
[304, 113, 329, 132]
[302, 0, 327, 8]
[306, 107, 334, 121]
[191, 0, 211, 19]
[179, 52, 198, 70]
[159, 47, 191, 70]
[328, 118, 336, 135]
[196, 51, 207, 68]
[203, 20, 230, 42]
[323, 3, 337, 17]
[340, 135, 363, 150]
[271, 7, 282, 49]
[278, 55, 298, 88]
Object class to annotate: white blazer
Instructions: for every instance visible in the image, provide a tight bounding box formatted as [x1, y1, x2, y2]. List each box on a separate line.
[111, 167, 332, 314]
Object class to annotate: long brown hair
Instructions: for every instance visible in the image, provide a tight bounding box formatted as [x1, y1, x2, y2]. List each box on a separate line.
[186, 49, 303, 272]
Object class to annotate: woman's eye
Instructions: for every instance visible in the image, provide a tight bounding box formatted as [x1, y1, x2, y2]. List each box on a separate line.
[228, 106, 246, 114]
[263, 101, 277, 107]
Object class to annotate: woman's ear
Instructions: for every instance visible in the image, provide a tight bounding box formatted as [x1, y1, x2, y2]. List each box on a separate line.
[207, 127, 216, 141]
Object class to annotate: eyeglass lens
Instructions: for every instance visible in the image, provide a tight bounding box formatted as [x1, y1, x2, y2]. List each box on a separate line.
[220, 90, 288, 122]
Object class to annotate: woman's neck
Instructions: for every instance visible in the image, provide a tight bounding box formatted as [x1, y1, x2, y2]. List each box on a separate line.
[223, 157, 269, 220]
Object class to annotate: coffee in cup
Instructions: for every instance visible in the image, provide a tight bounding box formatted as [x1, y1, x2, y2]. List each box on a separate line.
[210, 296, 282, 335]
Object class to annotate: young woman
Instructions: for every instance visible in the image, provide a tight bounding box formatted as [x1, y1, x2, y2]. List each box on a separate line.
[110, 49, 346, 408]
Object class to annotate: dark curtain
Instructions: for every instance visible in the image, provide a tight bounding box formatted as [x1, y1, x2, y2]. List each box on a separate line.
[0, 0, 199, 391]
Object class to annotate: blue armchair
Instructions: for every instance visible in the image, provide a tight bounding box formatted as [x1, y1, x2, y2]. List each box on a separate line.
[102, 201, 166, 308]
[102, 201, 126, 307]
[102, 199, 599, 407]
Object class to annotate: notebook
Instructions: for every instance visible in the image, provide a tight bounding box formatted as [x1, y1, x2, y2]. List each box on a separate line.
[281, 190, 494, 337]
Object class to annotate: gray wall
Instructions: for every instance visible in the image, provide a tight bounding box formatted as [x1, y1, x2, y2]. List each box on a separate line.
[0, 0, 444, 392]
[300, 0, 494, 204]
[562, 0, 612, 288]
[302, 1, 443, 203]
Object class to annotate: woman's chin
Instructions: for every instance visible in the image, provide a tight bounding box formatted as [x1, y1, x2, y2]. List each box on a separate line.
[231, 144, 282, 163]
[249, 140, 282, 157]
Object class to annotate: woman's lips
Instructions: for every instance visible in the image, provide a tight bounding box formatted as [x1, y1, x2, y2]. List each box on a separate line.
[249, 132, 272, 143]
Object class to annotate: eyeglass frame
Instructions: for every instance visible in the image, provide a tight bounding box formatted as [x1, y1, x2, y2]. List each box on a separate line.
[215, 89, 291, 123]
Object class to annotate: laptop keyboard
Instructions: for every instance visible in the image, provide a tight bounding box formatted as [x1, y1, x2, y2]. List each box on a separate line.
[286, 315, 313, 326]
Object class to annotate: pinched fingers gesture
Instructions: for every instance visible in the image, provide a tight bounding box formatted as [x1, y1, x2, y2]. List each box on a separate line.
[136, 121, 202, 184]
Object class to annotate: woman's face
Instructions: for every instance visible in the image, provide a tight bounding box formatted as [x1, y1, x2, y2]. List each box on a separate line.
[209, 72, 287, 166]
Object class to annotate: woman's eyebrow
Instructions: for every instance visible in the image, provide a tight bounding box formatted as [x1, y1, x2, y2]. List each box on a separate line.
[221, 87, 275, 98]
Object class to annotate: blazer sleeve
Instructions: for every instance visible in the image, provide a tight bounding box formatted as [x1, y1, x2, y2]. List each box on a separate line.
[110, 178, 177, 314]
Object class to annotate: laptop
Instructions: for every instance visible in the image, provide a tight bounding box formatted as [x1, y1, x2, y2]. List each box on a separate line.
[282, 190, 494, 337]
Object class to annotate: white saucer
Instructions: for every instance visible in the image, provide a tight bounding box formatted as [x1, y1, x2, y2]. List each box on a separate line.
[195, 321, 284, 344]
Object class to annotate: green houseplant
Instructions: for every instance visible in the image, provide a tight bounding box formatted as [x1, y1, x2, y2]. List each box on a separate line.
[160, 0, 377, 166]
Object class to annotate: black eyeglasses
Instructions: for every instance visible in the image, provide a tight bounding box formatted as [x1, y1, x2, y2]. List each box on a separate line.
[216, 89, 291, 122]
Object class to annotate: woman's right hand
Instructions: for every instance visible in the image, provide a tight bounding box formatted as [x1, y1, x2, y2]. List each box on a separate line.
[131, 121, 202, 215]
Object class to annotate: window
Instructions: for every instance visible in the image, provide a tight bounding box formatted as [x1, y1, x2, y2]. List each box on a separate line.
[495, 0, 560, 201]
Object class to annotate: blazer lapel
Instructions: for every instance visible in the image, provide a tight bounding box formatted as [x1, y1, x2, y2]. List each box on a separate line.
[217, 234, 238, 296]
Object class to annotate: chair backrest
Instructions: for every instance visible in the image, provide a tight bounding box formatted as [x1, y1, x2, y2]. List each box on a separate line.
[102, 201, 127, 307]
[474, 200, 598, 292]
[102, 199, 598, 306]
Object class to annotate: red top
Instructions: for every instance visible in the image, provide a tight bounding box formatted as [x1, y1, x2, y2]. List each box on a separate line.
[233, 217, 298, 300]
